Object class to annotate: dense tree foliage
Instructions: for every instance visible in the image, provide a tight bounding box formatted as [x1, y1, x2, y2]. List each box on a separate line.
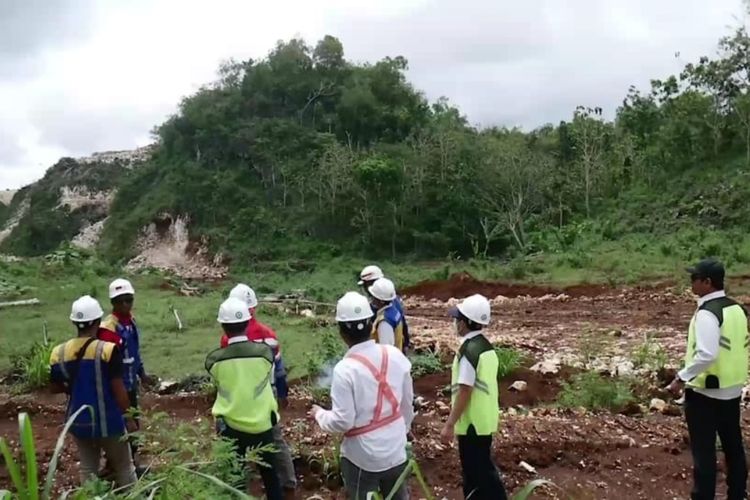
[91, 28, 750, 262]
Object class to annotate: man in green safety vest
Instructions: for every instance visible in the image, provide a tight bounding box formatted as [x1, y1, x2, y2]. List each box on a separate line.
[440, 294, 507, 500]
[668, 259, 748, 500]
[205, 297, 282, 500]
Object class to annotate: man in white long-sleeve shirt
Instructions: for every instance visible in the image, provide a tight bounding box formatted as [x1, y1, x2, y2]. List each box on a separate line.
[668, 259, 748, 500]
[310, 291, 414, 500]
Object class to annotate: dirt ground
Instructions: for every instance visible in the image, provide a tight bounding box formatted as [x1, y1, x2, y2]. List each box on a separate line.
[4, 273, 750, 499]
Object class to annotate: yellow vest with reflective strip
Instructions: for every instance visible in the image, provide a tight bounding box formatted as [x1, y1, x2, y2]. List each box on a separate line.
[372, 305, 404, 351]
[450, 334, 499, 435]
[686, 296, 749, 389]
[205, 340, 278, 434]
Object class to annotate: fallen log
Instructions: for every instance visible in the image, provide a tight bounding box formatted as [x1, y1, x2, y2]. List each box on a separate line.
[0, 298, 40, 308]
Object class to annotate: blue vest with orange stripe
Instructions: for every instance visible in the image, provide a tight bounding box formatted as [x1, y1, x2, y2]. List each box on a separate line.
[50, 338, 126, 439]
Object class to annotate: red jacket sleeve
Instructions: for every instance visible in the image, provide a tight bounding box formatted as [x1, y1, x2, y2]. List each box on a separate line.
[98, 328, 123, 347]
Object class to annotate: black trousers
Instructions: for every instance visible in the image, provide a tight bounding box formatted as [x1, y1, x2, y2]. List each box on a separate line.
[685, 389, 747, 500]
[457, 427, 508, 500]
[218, 421, 282, 500]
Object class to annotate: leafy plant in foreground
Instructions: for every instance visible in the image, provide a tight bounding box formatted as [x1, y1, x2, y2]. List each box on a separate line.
[0, 406, 93, 500]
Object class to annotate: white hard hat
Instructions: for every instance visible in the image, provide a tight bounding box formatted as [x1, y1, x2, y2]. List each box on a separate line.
[358, 265, 384, 285]
[450, 294, 491, 325]
[70, 295, 104, 323]
[368, 278, 397, 302]
[109, 278, 135, 299]
[229, 283, 258, 308]
[336, 292, 374, 322]
[217, 297, 252, 324]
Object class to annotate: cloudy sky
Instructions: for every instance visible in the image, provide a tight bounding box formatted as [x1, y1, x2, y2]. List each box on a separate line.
[0, 0, 743, 189]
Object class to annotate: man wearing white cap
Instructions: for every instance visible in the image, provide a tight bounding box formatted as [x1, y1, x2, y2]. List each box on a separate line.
[310, 292, 414, 499]
[358, 265, 410, 351]
[440, 294, 507, 500]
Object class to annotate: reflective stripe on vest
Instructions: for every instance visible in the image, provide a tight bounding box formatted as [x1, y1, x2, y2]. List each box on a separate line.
[94, 341, 108, 438]
[686, 299, 749, 389]
[343, 346, 402, 438]
[57, 343, 70, 380]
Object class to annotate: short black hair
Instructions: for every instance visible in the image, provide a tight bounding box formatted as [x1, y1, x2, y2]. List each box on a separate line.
[339, 318, 373, 343]
[222, 321, 249, 336]
[688, 259, 725, 290]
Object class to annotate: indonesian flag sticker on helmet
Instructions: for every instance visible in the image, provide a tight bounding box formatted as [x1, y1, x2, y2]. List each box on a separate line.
[109, 278, 135, 299]
[336, 292, 374, 322]
[358, 265, 384, 285]
[217, 297, 252, 324]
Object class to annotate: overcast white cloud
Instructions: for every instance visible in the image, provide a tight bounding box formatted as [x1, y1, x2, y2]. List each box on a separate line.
[0, 0, 743, 188]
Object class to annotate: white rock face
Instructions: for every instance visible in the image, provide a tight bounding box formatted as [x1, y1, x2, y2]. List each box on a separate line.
[57, 186, 113, 211]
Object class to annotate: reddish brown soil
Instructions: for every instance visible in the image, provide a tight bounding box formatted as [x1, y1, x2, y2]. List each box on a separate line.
[401, 272, 615, 301]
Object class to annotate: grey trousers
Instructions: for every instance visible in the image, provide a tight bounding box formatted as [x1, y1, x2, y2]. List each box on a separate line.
[74, 435, 136, 487]
[340, 457, 409, 500]
[272, 425, 297, 490]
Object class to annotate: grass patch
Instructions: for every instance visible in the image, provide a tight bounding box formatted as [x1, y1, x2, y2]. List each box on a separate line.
[495, 347, 523, 379]
[410, 350, 445, 378]
[631, 334, 668, 372]
[558, 371, 634, 410]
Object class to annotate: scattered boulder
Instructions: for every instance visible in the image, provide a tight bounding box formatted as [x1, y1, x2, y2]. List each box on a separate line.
[530, 359, 560, 375]
[649, 398, 667, 413]
[508, 381, 528, 392]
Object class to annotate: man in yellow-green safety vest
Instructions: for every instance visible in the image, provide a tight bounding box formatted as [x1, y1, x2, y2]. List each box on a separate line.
[668, 259, 748, 500]
[205, 297, 282, 500]
[440, 294, 507, 500]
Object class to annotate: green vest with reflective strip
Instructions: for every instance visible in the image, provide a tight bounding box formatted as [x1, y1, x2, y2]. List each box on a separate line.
[686, 296, 749, 389]
[450, 334, 499, 436]
[205, 340, 278, 434]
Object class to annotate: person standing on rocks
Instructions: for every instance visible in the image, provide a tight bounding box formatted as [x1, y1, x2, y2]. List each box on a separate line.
[310, 291, 414, 500]
[218, 283, 297, 498]
[358, 265, 411, 352]
[668, 259, 748, 500]
[50, 295, 137, 487]
[98, 278, 152, 474]
[440, 294, 507, 500]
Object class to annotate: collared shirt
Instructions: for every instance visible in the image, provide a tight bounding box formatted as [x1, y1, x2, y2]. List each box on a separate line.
[679, 290, 743, 400]
[457, 331, 483, 386]
[315, 340, 414, 472]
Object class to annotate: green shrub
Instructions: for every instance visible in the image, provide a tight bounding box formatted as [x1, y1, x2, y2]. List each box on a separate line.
[495, 347, 522, 379]
[559, 371, 634, 410]
[9, 341, 53, 391]
[410, 350, 444, 378]
[631, 334, 668, 371]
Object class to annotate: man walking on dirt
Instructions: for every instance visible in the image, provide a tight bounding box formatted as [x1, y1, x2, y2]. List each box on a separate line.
[218, 283, 297, 498]
[99, 278, 152, 474]
[441, 294, 507, 500]
[50, 295, 137, 487]
[310, 291, 414, 499]
[207, 297, 283, 499]
[668, 259, 748, 500]
[358, 265, 411, 351]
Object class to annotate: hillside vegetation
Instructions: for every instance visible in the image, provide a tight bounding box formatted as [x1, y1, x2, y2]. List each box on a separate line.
[7, 27, 750, 276]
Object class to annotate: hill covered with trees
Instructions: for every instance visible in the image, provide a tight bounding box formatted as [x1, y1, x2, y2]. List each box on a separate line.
[5, 27, 750, 274]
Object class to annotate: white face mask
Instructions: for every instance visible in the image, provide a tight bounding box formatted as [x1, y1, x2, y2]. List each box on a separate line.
[452, 318, 460, 335]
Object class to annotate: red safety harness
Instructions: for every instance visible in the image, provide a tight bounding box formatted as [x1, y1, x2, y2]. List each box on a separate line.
[344, 345, 402, 437]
